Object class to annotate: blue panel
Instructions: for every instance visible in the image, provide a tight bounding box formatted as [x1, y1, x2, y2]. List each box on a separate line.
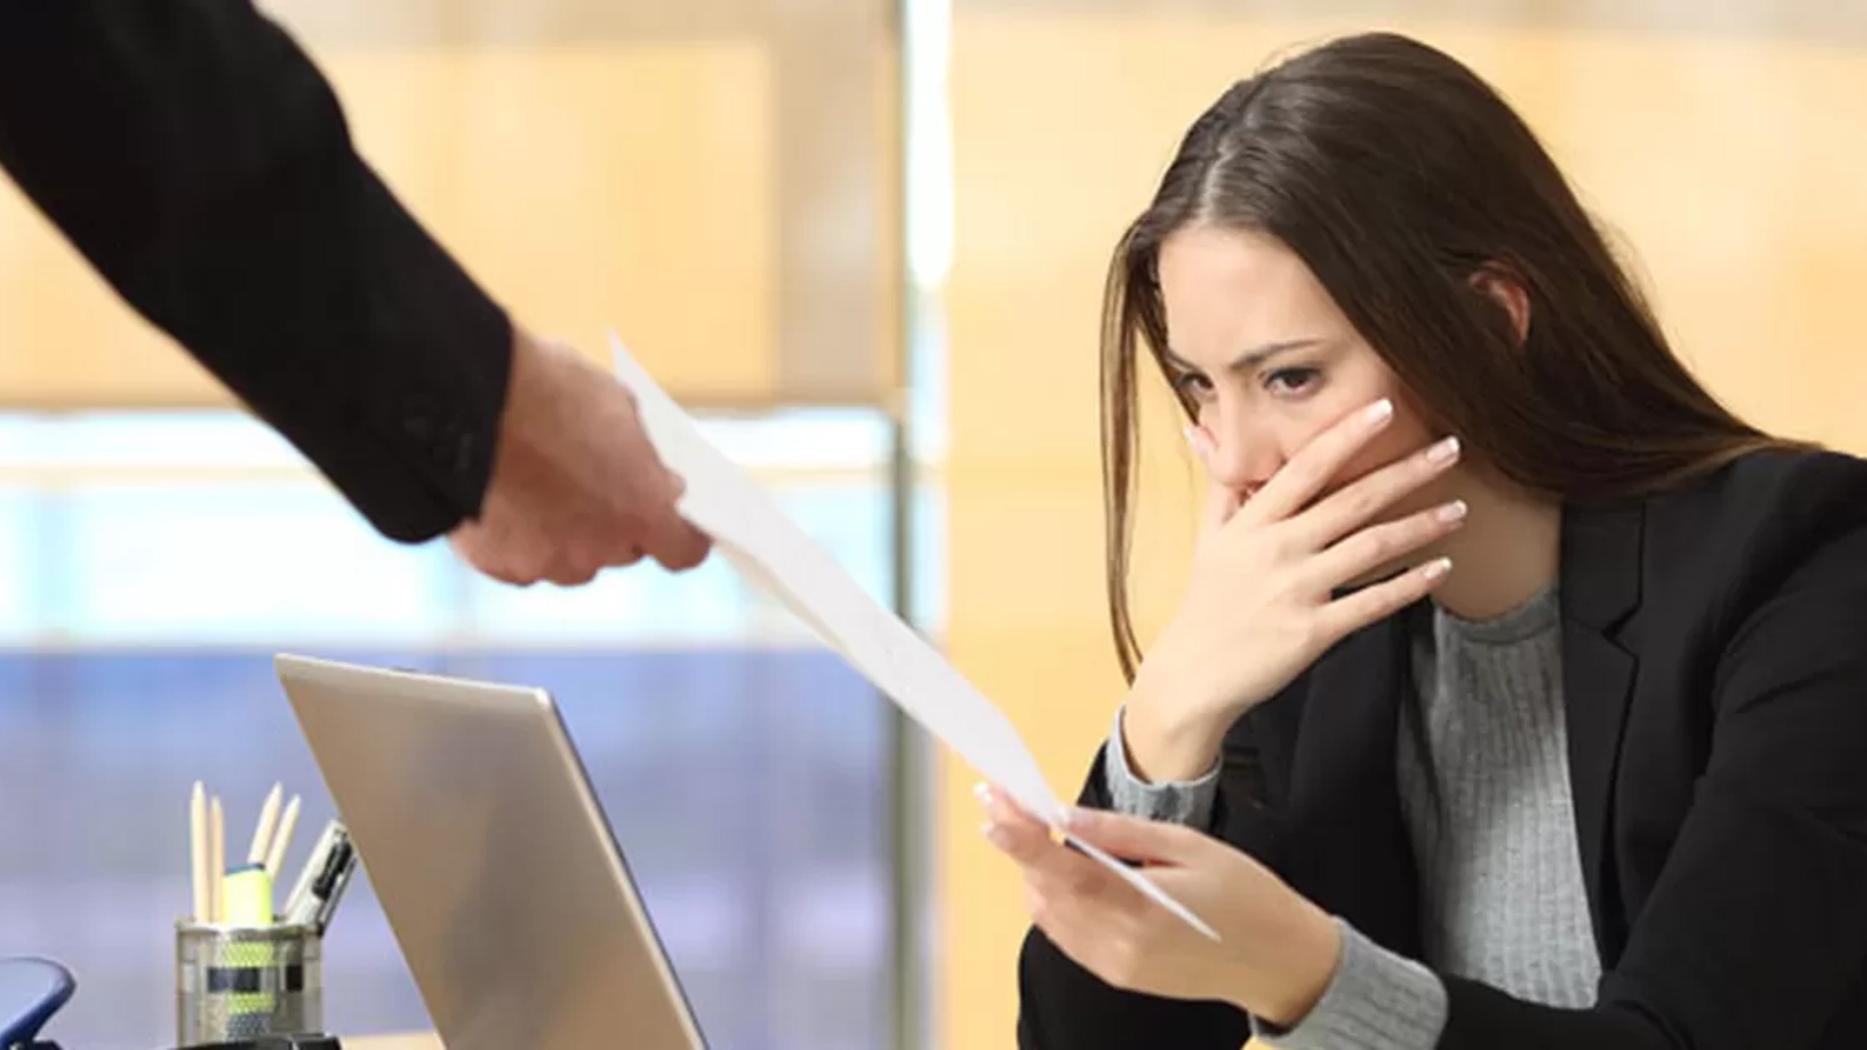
[0, 648, 892, 1050]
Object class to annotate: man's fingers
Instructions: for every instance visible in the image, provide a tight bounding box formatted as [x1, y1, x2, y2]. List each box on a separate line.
[623, 463, 708, 571]
[543, 559, 603, 587]
[644, 513, 711, 571]
[450, 526, 534, 586]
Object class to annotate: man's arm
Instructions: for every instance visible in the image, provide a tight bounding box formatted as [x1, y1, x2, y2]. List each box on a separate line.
[0, 1, 709, 577]
[0, 0, 505, 542]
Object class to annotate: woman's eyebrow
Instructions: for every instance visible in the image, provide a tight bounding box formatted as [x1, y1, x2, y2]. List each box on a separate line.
[1227, 338, 1324, 371]
[1163, 337, 1325, 373]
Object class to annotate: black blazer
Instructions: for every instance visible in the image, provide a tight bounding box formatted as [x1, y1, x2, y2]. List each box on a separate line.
[1021, 448, 1867, 1049]
[0, 1, 510, 542]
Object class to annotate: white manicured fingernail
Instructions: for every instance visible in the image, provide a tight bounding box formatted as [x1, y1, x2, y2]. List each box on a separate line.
[972, 782, 991, 804]
[1436, 499, 1468, 524]
[1426, 436, 1461, 464]
[1183, 425, 1212, 461]
[1423, 556, 1453, 579]
[1363, 398, 1394, 427]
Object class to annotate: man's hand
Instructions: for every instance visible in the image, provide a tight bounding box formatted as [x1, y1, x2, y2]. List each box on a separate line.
[449, 326, 711, 585]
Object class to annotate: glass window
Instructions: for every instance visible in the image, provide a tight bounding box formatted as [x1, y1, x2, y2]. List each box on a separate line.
[0, 409, 899, 1050]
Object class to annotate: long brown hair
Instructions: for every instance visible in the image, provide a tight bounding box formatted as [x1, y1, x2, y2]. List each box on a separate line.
[1103, 32, 1810, 681]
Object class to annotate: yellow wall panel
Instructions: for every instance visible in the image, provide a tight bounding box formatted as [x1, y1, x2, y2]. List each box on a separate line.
[941, 12, 1867, 1048]
[0, 41, 777, 407]
[335, 44, 778, 400]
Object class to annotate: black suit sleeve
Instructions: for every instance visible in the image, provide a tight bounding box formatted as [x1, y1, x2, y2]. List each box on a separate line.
[0, 1, 511, 542]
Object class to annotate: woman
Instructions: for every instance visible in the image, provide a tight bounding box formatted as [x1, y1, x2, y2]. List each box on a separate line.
[980, 31, 1867, 1050]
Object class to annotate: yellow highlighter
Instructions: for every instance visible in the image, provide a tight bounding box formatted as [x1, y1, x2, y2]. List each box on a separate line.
[223, 864, 274, 925]
[221, 864, 278, 1018]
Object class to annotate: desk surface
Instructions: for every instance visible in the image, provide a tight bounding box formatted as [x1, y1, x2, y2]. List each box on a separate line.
[349, 1035, 441, 1049]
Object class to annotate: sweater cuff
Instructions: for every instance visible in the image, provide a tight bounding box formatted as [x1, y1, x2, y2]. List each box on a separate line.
[1102, 706, 1220, 829]
[1251, 919, 1447, 1050]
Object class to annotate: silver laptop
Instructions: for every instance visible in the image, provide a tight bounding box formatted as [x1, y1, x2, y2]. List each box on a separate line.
[276, 654, 706, 1050]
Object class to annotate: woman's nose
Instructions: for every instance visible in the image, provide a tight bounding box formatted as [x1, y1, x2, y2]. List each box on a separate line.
[1205, 421, 1281, 498]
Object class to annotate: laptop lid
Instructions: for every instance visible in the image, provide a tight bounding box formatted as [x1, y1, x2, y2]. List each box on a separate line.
[275, 654, 705, 1050]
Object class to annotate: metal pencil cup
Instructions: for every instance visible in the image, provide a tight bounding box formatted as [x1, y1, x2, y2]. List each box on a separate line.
[176, 921, 323, 1045]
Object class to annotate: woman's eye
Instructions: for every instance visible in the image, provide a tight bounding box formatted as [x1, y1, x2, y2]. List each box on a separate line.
[1265, 367, 1319, 395]
[1172, 371, 1215, 398]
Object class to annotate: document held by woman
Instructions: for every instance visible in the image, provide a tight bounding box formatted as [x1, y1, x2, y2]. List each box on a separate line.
[609, 334, 1217, 940]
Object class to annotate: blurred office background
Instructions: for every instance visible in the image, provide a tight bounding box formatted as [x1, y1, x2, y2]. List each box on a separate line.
[3, 2, 1865, 1049]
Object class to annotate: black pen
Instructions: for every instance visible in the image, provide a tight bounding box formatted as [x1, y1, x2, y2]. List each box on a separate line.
[281, 821, 353, 931]
[310, 837, 357, 935]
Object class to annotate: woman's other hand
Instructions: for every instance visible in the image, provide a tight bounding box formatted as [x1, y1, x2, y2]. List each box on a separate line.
[979, 783, 1340, 1028]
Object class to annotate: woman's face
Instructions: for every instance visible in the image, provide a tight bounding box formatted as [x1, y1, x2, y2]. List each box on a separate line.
[1155, 223, 1451, 523]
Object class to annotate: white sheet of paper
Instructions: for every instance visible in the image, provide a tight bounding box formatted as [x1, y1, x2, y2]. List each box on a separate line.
[610, 333, 1218, 941]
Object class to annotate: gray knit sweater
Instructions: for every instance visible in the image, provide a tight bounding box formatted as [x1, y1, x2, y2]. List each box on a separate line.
[1104, 584, 1599, 1047]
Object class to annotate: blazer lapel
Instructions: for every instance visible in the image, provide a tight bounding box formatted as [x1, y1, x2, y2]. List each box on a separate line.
[1558, 500, 1645, 964]
[1271, 503, 1644, 963]
[1281, 606, 1424, 956]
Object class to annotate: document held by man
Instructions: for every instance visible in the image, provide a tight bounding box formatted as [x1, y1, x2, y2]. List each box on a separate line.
[609, 334, 1218, 941]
